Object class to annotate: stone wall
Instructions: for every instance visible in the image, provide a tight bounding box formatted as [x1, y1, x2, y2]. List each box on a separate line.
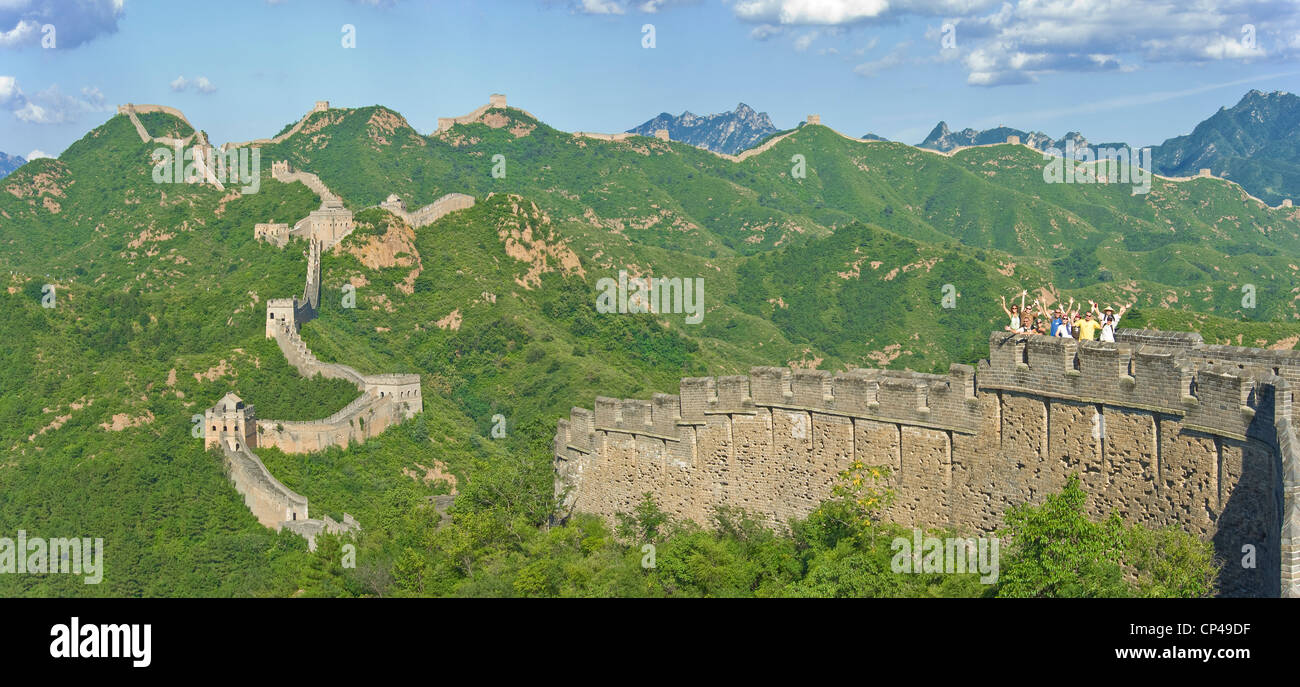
[271, 160, 337, 203]
[555, 330, 1300, 597]
[378, 192, 476, 229]
[283, 513, 360, 552]
[257, 391, 420, 454]
[435, 94, 539, 134]
[573, 132, 636, 142]
[255, 223, 290, 248]
[221, 103, 323, 152]
[206, 158, 425, 545]
[221, 443, 309, 529]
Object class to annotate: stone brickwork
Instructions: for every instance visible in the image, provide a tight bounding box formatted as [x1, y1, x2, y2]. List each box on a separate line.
[205, 160, 427, 546]
[254, 223, 290, 248]
[555, 330, 1300, 597]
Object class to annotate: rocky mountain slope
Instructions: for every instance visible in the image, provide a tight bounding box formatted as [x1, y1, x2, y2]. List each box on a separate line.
[918, 122, 1126, 157]
[1151, 89, 1300, 204]
[0, 151, 25, 179]
[627, 102, 778, 155]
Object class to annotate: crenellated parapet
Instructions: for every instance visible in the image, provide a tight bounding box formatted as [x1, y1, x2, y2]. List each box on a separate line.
[981, 332, 1279, 440]
[555, 328, 1300, 596]
[373, 192, 476, 229]
[209, 159, 425, 546]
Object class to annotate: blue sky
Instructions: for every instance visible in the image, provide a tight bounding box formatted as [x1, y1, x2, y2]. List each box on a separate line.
[2, 0, 1299, 159]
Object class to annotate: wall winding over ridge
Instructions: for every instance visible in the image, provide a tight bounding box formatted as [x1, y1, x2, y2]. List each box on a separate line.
[205, 158, 431, 547]
[376, 192, 476, 229]
[554, 330, 1300, 597]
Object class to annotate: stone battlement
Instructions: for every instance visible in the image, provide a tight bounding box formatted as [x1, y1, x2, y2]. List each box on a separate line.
[257, 389, 420, 454]
[435, 94, 539, 134]
[376, 192, 476, 229]
[282, 513, 360, 552]
[558, 363, 981, 451]
[221, 443, 309, 528]
[556, 328, 1300, 597]
[208, 159, 429, 546]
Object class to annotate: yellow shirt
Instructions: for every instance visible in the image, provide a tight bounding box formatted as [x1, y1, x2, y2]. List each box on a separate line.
[1078, 320, 1100, 340]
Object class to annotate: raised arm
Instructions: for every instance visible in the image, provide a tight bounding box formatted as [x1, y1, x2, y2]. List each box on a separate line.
[1000, 294, 1012, 318]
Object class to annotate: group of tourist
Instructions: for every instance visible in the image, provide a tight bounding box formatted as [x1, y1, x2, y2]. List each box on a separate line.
[999, 290, 1128, 342]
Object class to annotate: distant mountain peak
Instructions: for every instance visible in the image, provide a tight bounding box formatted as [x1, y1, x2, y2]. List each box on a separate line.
[628, 104, 778, 155]
[918, 121, 1128, 158]
[1151, 88, 1300, 205]
[0, 152, 26, 180]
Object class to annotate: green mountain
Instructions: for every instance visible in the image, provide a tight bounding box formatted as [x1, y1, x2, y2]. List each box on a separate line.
[1, 100, 1296, 597]
[1151, 89, 1300, 205]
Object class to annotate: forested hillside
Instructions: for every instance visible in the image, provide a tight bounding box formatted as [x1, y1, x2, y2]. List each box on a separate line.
[0, 101, 1293, 597]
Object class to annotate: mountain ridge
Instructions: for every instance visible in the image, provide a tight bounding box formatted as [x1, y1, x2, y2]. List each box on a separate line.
[627, 102, 778, 155]
[0, 151, 26, 179]
[1150, 89, 1300, 205]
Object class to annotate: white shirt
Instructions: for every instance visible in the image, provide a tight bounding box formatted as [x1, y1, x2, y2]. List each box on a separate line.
[1099, 315, 1119, 342]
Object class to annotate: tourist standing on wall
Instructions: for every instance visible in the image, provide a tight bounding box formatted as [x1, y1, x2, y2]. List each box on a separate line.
[1096, 303, 1128, 343]
[1001, 291, 1026, 332]
[1077, 308, 1099, 340]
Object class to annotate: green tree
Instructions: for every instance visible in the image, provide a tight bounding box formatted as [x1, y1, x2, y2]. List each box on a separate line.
[997, 475, 1130, 597]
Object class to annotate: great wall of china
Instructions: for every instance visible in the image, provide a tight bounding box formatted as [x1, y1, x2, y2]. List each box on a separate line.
[178, 111, 476, 546]
[554, 330, 1300, 597]
[118, 98, 1294, 569]
[125, 95, 1296, 211]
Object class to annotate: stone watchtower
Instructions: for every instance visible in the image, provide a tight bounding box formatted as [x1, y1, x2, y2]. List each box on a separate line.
[654, 129, 670, 141]
[313, 101, 330, 113]
[806, 115, 821, 125]
[1197, 168, 1212, 178]
[1283, 199, 1293, 208]
[267, 298, 298, 338]
[1006, 135, 1021, 145]
[489, 94, 507, 108]
[204, 393, 257, 451]
[381, 193, 407, 213]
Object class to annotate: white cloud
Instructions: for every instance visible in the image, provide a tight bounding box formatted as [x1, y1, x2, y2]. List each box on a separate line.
[578, 0, 625, 14]
[1, 79, 111, 124]
[545, 0, 699, 16]
[854, 41, 911, 77]
[170, 75, 217, 95]
[25, 148, 50, 159]
[0, 18, 37, 47]
[0, 0, 125, 50]
[728, 1, 1300, 87]
[732, 0, 987, 26]
[853, 36, 879, 55]
[952, 1, 1299, 86]
[637, 0, 700, 12]
[0, 74, 18, 104]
